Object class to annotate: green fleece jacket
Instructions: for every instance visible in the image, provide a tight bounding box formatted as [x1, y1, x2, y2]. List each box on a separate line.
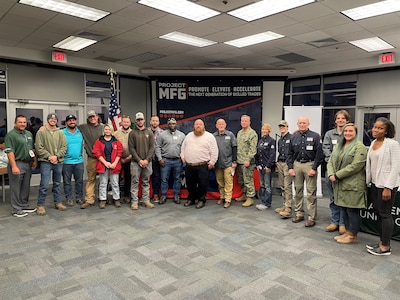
[35, 127, 67, 163]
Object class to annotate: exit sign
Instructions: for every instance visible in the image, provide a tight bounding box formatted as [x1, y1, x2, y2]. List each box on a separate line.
[52, 51, 67, 63]
[379, 53, 395, 64]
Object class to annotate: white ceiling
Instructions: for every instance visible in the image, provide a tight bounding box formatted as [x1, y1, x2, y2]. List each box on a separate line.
[1, 0, 400, 78]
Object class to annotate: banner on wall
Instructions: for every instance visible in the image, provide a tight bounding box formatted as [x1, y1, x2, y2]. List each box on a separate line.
[156, 77, 263, 134]
[155, 77, 263, 199]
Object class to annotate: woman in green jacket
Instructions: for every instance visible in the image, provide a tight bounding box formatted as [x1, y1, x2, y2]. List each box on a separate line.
[327, 123, 367, 244]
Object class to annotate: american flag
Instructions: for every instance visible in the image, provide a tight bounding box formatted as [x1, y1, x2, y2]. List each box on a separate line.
[108, 76, 122, 131]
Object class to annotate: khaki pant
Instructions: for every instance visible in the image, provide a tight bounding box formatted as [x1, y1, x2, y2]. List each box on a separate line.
[237, 163, 255, 198]
[293, 161, 317, 221]
[276, 161, 293, 209]
[215, 167, 233, 202]
[84, 157, 97, 204]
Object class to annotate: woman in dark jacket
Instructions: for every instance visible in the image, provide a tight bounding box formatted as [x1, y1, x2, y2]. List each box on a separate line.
[92, 124, 123, 208]
[255, 123, 276, 210]
[327, 123, 367, 244]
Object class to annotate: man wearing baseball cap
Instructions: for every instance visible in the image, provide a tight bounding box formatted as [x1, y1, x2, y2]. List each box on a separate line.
[35, 113, 68, 215]
[128, 112, 155, 210]
[78, 110, 105, 209]
[62, 114, 84, 206]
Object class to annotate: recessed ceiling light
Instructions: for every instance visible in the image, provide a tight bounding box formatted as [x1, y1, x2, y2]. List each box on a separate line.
[224, 31, 284, 48]
[349, 37, 394, 52]
[19, 0, 109, 21]
[53, 36, 97, 51]
[138, 0, 220, 22]
[342, 0, 400, 20]
[160, 31, 217, 47]
[228, 0, 315, 22]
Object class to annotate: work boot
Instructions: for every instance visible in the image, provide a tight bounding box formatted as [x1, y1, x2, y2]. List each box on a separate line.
[279, 208, 292, 218]
[131, 202, 138, 210]
[36, 206, 46, 216]
[339, 225, 346, 234]
[334, 231, 350, 241]
[275, 206, 285, 213]
[235, 194, 246, 202]
[337, 232, 357, 244]
[242, 197, 254, 207]
[80, 202, 92, 209]
[217, 199, 224, 205]
[66, 200, 74, 206]
[55, 202, 67, 211]
[114, 199, 121, 208]
[325, 224, 338, 232]
[144, 201, 154, 208]
[106, 199, 113, 205]
[99, 200, 106, 209]
[123, 196, 131, 204]
[224, 201, 231, 208]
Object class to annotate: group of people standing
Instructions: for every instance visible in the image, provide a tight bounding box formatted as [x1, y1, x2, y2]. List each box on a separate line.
[3, 110, 399, 256]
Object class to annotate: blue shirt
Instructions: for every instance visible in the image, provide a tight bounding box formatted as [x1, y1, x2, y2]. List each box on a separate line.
[62, 127, 84, 164]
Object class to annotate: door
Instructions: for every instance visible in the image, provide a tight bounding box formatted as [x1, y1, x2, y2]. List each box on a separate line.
[358, 107, 400, 146]
[8, 101, 84, 186]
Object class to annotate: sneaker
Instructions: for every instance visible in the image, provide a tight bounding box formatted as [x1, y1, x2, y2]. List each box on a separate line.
[55, 203, 67, 211]
[256, 204, 269, 210]
[367, 246, 391, 256]
[153, 195, 160, 203]
[366, 243, 380, 250]
[174, 195, 181, 204]
[66, 200, 74, 206]
[159, 196, 166, 205]
[36, 206, 46, 216]
[224, 201, 231, 208]
[123, 197, 131, 204]
[22, 207, 37, 213]
[131, 202, 138, 210]
[13, 211, 28, 218]
[76, 199, 84, 205]
[144, 201, 155, 209]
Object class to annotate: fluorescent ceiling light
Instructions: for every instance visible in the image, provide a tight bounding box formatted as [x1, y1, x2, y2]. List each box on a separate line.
[19, 0, 109, 21]
[228, 0, 315, 22]
[224, 31, 284, 48]
[349, 37, 394, 52]
[138, 0, 220, 22]
[53, 36, 97, 51]
[160, 32, 217, 47]
[342, 0, 400, 20]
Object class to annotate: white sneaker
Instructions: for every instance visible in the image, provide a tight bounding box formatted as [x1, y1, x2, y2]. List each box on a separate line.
[256, 204, 269, 210]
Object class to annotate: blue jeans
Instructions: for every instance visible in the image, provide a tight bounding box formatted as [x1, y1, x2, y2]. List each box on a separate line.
[99, 169, 120, 200]
[325, 174, 344, 225]
[259, 168, 272, 207]
[63, 162, 84, 201]
[38, 162, 63, 206]
[341, 207, 362, 235]
[160, 158, 182, 198]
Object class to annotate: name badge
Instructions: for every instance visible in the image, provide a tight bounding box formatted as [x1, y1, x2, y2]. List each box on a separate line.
[29, 150, 35, 157]
[307, 137, 313, 141]
[306, 145, 313, 150]
[173, 136, 178, 140]
[264, 142, 269, 146]
[225, 136, 231, 140]
[286, 140, 290, 143]
[332, 139, 338, 145]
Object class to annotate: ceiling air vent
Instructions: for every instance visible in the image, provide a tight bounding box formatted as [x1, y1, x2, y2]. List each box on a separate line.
[275, 53, 314, 63]
[130, 52, 166, 63]
[307, 38, 339, 48]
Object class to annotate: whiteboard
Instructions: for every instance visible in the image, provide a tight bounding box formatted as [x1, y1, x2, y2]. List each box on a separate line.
[284, 106, 323, 197]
